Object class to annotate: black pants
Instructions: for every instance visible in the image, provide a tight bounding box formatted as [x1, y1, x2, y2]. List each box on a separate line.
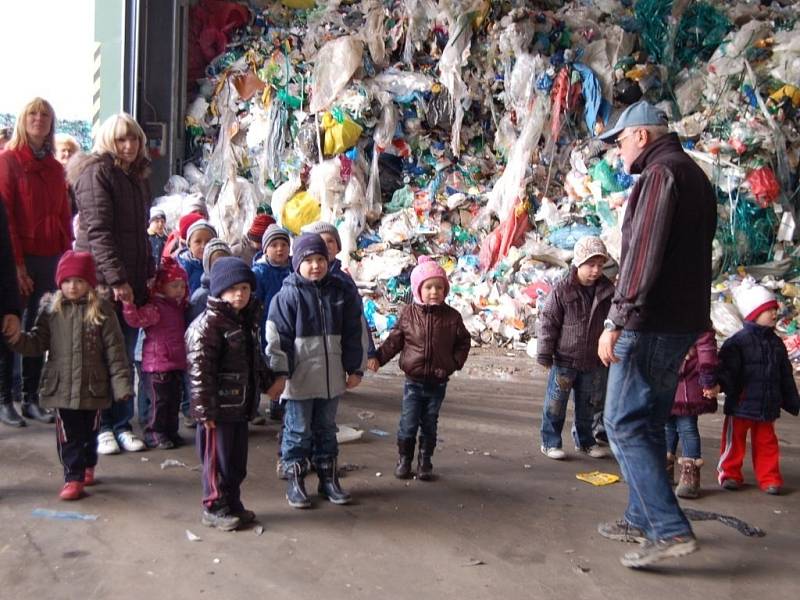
[21, 255, 60, 396]
[197, 421, 248, 513]
[143, 370, 182, 446]
[56, 409, 100, 482]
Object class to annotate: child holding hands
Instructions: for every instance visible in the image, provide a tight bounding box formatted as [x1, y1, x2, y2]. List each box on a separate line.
[368, 256, 471, 481]
[7, 251, 132, 500]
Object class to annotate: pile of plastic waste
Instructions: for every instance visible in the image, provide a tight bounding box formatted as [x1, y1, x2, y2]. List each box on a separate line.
[158, 0, 800, 358]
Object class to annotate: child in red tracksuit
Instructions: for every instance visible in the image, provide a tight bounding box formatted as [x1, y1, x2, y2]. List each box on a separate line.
[715, 283, 800, 495]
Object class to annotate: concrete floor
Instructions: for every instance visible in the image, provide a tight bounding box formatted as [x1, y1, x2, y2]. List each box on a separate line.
[1, 349, 797, 600]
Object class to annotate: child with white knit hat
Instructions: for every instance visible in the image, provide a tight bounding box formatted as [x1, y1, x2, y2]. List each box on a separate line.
[715, 281, 799, 494]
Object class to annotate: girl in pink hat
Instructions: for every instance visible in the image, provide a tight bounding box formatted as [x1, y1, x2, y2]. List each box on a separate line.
[368, 256, 471, 480]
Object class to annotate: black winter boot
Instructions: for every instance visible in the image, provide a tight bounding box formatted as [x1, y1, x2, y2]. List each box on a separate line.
[417, 436, 436, 481]
[394, 438, 415, 479]
[21, 394, 54, 424]
[0, 349, 24, 427]
[285, 461, 311, 509]
[316, 458, 352, 505]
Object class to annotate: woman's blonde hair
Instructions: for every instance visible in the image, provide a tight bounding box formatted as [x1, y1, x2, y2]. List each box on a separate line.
[51, 287, 106, 326]
[7, 97, 56, 151]
[92, 113, 148, 171]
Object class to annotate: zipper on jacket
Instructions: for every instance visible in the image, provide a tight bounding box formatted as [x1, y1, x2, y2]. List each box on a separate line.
[424, 307, 432, 380]
[317, 286, 331, 399]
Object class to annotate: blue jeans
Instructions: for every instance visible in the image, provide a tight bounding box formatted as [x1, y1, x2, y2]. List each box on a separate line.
[100, 320, 137, 435]
[665, 415, 701, 459]
[281, 397, 340, 466]
[541, 366, 606, 449]
[398, 380, 447, 442]
[604, 330, 698, 541]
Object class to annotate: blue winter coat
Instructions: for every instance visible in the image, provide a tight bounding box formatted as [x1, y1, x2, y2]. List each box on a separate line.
[253, 258, 292, 351]
[188, 273, 210, 324]
[177, 248, 204, 295]
[265, 272, 364, 401]
[717, 322, 800, 422]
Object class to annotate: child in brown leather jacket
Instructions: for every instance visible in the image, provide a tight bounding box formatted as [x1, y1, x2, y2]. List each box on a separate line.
[368, 256, 471, 481]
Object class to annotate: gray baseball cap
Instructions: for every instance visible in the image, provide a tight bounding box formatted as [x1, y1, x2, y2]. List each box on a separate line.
[598, 100, 668, 143]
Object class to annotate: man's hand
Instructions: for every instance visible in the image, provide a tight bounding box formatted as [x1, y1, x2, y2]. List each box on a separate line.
[346, 373, 362, 389]
[598, 329, 622, 367]
[702, 385, 720, 399]
[267, 376, 287, 401]
[112, 283, 134, 304]
[367, 358, 380, 372]
[2, 314, 21, 341]
[17, 266, 33, 297]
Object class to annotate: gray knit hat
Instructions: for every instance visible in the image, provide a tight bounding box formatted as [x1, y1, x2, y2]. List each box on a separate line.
[149, 206, 166, 222]
[202, 238, 232, 274]
[186, 219, 217, 244]
[300, 221, 341, 252]
[261, 224, 291, 251]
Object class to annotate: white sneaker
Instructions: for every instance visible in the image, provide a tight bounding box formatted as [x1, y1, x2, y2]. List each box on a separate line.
[577, 444, 610, 459]
[97, 431, 120, 455]
[117, 431, 146, 452]
[540, 446, 566, 460]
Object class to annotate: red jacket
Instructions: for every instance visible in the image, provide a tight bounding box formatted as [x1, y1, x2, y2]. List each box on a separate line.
[0, 145, 72, 265]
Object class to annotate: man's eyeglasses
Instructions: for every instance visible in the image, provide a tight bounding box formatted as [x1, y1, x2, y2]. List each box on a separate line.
[615, 132, 634, 148]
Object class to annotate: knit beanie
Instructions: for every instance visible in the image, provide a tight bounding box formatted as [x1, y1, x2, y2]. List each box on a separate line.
[149, 206, 166, 222]
[410, 255, 449, 304]
[210, 257, 256, 298]
[247, 213, 277, 242]
[179, 213, 203, 241]
[291, 233, 329, 273]
[154, 256, 188, 293]
[733, 281, 779, 322]
[186, 219, 217, 244]
[202, 238, 232, 274]
[572, 236, 608, 267]
[301, 221, 341, 252]
[262, 224, 291, 251]
[56, 250, 97, 288]
[181, 195, 207, 217]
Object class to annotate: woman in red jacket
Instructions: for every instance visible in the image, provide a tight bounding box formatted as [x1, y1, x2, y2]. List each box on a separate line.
[0, 97, 72, 427]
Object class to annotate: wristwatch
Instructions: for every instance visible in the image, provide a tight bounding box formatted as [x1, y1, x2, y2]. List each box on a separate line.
[603, 318, 620, 332]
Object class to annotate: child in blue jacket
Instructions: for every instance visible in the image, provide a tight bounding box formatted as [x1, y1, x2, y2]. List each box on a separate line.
[253, 225, 293, 424]
[177, 219, 217, 295]
[716, 283, 799, 495]
[265, 234, 363, 510]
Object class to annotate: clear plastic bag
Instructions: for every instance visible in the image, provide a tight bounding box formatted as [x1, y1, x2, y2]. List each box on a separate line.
[366, 102, 397, 221]
[309, 36, 364, 114]
[209, 177, 259, 245]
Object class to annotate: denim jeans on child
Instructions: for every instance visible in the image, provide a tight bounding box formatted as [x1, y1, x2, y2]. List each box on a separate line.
[281, 396, 340, 466]
[100, 320, 137, 435]
[604, 330, 698, 541]
[665, 415, 701, 459]
[398, 380, 447, 442]
[541, 366, 606, 449]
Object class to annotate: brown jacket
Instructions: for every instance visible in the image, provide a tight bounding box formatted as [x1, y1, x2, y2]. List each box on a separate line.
[376, 303, 471, 384]
[10, 295, 132, 410]
[185, 297, 271, 422]
[536, 267, 614, 372]
[72, 153, 153, 305]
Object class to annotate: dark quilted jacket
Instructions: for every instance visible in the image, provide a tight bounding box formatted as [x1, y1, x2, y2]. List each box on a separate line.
[185, 296, 270, 422]
[376, 302, 471, 384]
[717, 322, 800, 422]
[72, 153, 153, 305]
[536, 268, 614, 371]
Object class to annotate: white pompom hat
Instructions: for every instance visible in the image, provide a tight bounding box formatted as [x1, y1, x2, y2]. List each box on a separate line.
[733, 281, 778, 322]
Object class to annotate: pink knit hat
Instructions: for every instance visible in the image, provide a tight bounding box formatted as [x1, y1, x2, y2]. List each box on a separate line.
[410, 256, 449, 304]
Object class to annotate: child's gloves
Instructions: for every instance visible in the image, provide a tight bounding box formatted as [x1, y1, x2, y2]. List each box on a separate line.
[367, 358, 380, 372]
[536, 355, 553, 368]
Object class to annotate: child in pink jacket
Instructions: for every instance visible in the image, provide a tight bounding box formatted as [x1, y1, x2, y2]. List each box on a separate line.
[123, 257, 189, 449]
